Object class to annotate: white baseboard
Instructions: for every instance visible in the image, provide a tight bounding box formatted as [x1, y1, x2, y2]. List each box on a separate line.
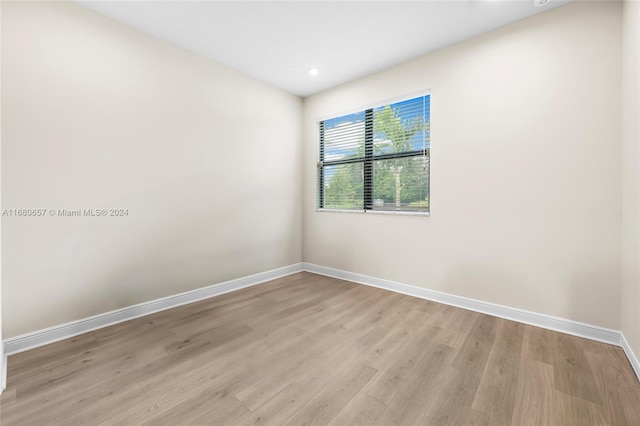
[3, 261, 638, 388]
[302, 262, 622, 346]
[621, 333, 640, 384]
[3, 263, 303, 356]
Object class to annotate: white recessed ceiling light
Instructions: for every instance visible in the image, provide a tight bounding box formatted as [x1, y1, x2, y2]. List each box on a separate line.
[308, 68, 319, 76]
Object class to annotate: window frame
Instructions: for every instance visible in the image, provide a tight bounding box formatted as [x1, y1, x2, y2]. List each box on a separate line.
[316, 92, 430, 216]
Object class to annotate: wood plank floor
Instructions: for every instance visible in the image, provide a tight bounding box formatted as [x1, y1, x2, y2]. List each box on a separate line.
[1, 272, 639, 425]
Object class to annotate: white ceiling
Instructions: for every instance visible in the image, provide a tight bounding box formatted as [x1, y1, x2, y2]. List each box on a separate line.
[78, 0, 571, 97]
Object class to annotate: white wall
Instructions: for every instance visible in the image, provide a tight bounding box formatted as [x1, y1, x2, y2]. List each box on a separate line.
[1, 1, 302, 338]
[622, 0, 640, 358]
[303, 1, 623, 329]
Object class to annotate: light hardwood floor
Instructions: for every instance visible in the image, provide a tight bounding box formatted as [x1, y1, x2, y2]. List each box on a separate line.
[1, 272, 639, 425]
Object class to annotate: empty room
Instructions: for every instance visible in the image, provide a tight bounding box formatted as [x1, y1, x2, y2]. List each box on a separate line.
[1, 0, 640, 424]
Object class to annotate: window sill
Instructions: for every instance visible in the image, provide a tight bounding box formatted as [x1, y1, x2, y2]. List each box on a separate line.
[316, 208, 430, 217]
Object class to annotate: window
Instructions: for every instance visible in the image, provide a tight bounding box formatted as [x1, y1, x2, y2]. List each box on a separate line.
[318, 94, 430, 214]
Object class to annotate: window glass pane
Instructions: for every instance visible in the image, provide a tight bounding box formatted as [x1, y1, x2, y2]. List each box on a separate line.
[373, 96, 429, 156]
[322, 163, 364, 210]
[372, 156, 429, 212]
[323, 111, 366, 162]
